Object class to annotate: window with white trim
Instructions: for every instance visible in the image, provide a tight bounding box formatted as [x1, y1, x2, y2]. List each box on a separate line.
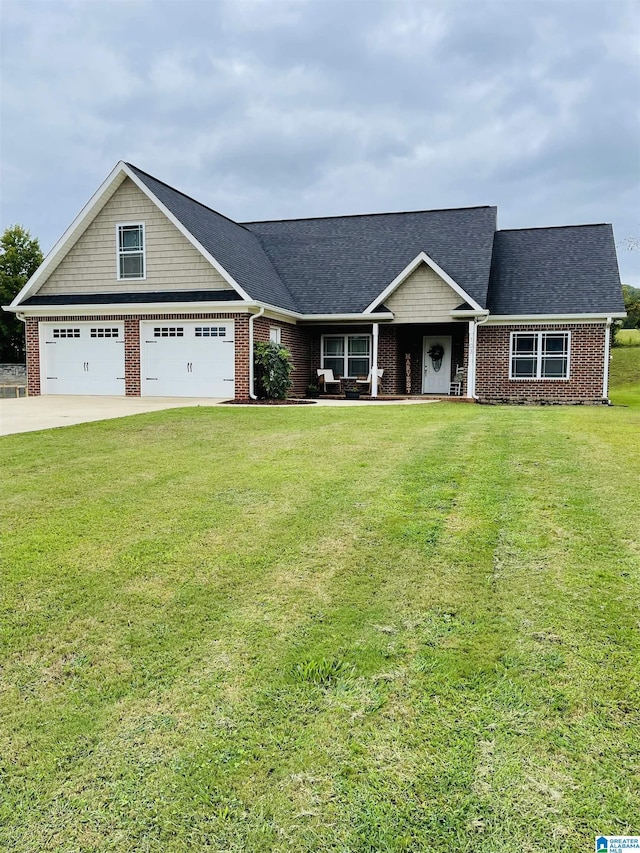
[117, 223, 145, 279]
[321, 334, 371, 378]
[269, 327, 282, 345]
[510, 331, 570, 379]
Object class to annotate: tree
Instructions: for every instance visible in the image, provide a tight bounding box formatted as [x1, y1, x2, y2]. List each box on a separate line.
[0, 225, 43, 362]
[622, 285, 640, 329]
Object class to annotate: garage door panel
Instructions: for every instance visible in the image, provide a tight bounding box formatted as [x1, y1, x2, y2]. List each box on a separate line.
[141, 322, 235, 397]
[42, 324, 125, 395]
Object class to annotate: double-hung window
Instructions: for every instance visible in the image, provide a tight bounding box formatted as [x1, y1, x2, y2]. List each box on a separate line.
[321, 334, 371, 378]
[510, 331, 570, 379]
[117, 223, 145, 279]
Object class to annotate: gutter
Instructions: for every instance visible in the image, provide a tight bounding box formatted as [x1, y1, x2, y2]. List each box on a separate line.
[248, 306, 265, 400]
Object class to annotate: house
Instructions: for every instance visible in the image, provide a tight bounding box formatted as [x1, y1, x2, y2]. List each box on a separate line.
[5, 162, 626, 404]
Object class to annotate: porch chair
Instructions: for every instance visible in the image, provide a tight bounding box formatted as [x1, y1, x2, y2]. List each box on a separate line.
[317, 368, 342, 394]
[449, 365, 465, 396]
[355, 368, 384, 395]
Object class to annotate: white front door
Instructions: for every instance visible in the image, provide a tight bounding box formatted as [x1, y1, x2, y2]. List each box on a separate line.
[140, 321, 235, 397]
[41, 323, 125, 395]
[422, 335, 452, 394]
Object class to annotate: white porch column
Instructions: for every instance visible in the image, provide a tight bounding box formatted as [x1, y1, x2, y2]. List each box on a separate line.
[372, 322, 379, 397]
[467, 319, 477, 398]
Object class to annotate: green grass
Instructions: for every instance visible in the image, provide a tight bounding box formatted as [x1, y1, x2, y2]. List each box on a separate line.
[610, 343, 640, 407]
[614, 328, 640, 346]
[2, 381, 639, 851]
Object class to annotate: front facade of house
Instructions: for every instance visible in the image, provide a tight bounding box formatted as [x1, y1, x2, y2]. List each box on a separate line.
[6, 162, 625, 404]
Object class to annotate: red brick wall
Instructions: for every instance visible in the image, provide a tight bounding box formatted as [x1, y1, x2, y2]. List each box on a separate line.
[124, 319, 140, 395]
[476, 323, 607, 404]
[25, 318, 40, 396]
[253, 317, 311, 397]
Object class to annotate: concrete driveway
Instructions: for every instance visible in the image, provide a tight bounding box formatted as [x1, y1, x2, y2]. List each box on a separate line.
[0, 395, 227, 436]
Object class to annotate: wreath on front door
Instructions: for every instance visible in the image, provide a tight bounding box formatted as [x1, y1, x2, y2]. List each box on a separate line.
[427, 343, 445, 372]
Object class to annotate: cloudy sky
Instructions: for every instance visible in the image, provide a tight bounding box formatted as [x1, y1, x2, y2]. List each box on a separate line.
[1, 0, 639, 284]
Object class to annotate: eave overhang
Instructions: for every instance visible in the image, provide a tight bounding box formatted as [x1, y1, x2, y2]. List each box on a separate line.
[485, 312, 627, 324]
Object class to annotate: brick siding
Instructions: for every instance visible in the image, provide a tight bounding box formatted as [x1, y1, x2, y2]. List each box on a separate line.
[476, 323, 607, 404]
[25, 318, 40, 396]
[253, 317, 311, 397]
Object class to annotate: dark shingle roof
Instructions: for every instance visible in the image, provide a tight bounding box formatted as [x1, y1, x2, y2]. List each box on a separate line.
[488, 225, 624, 315]
[20, 290, 242, 306]
[127, 164, 298, 312]
[243, 207, 497, 313]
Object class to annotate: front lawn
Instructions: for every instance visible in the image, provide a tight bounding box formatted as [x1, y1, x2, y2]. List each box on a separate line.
[610, 343, 640, 407]
[1, 394, 639, 851]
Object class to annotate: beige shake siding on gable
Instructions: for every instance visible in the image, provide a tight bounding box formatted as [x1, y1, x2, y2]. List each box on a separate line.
[386, 263, 462, 323]
[38, 178, 234, 296]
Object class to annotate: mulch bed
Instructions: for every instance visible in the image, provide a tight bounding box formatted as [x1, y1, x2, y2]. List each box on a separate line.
[222, 398, 317, 405]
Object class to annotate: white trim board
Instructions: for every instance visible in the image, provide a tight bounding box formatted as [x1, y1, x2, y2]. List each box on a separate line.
[486, 313, 626, 325]
[364, 252, 484, 314]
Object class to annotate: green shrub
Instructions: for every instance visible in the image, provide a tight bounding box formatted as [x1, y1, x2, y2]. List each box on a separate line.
[254, 341, 294, 399]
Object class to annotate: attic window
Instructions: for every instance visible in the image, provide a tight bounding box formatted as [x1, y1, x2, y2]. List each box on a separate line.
[117, 223, 145, 280]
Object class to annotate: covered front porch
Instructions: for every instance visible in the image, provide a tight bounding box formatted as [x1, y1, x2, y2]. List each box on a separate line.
[306, 320, 476, 399]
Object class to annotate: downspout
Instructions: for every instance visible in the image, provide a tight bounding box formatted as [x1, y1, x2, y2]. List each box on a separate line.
[248, 306, 265, 400]
[603, 316, 612, 403]
[371, 322, 379, 397]
[468, 313, 489, 400]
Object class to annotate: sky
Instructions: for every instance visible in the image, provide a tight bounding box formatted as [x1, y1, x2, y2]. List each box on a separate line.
[1, 0, 639, 285]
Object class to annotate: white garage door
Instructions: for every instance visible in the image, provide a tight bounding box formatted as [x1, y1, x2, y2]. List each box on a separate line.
[140, 321, 235, 397]
[41, 323, 125, 395]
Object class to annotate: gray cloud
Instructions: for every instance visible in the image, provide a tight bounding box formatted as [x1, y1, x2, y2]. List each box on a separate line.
[1, 0, 638, 284]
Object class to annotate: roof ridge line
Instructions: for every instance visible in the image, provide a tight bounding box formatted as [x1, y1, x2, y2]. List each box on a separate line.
[498, 223, 611, 233]
[242, 204, 497, 226]
[125, 163, 254, 234]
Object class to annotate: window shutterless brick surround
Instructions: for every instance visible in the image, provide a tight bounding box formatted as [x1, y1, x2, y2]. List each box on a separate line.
[476, 323, 608, 404]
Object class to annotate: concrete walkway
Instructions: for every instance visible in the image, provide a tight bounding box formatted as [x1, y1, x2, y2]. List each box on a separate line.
[0, 395, 439, 437]
[0, 396, 226, 436]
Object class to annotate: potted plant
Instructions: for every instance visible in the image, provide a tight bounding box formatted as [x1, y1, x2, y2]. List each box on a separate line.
[344, 387, 361, 400]
[306, 383, 319, 398]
